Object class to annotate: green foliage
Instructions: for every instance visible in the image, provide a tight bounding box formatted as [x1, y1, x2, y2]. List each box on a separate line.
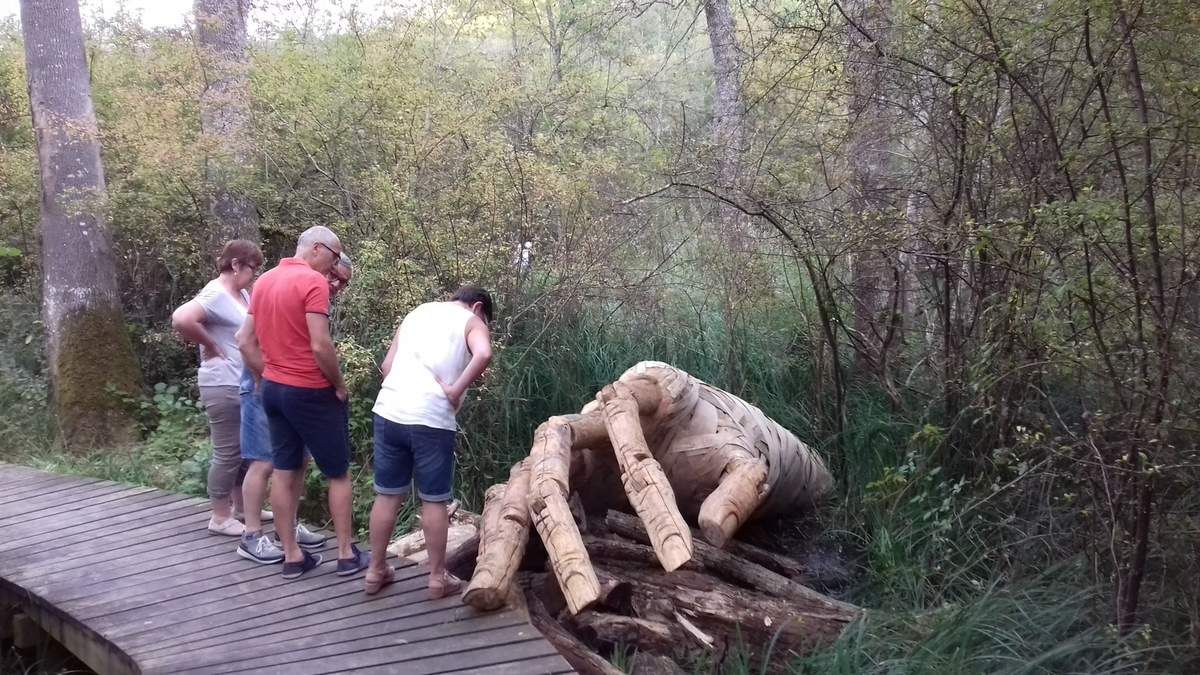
[0, 0, 1198, 670]
[791, 576, 1149, 675]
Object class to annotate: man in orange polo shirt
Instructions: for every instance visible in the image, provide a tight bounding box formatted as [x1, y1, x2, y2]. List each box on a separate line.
[237, 226, 368, 579]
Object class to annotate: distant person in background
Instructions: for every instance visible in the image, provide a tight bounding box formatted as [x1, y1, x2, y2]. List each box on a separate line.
[365, 286, 494, 598]
[238, 227, 368, 580]
[234, 251, 354, 564]
[171, 239, 263, 537]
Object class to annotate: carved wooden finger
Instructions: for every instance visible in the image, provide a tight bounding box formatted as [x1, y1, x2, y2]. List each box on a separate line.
[598, 381, 693, 572]
[697, 456, 768, 548]
[527, 417, 602, 614]
[463, 460, 531, 610]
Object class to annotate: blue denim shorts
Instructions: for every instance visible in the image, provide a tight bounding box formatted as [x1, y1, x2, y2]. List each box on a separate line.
[239, 390, 273, 463]
[372, 415, 456, 502]
[261, 380, 350, 479]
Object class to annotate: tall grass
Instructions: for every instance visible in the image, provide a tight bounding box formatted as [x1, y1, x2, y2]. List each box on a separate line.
[1, 293, 1193, 673]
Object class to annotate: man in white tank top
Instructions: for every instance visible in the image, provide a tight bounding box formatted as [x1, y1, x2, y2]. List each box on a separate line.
[365, 286, 494, 598]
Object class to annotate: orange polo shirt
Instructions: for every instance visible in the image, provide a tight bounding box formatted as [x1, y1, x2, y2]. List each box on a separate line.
[249, 257, 331, 389]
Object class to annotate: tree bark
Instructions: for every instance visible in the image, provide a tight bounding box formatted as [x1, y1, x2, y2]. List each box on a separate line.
[523, 578, 623, 675]
[606, 511, 858, 617]
[20, 0, 142, 449]
[702, 0, 751, 390]
[594, 564, 853, 661]
[843, 0, 901, 373]
[195, 0, 260, 243]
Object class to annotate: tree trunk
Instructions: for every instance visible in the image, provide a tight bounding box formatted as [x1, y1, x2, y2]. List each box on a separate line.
[843, 0, 900, 373]
[702, 0, 750, 390]
[195, 0, 259, 243]
[20, 0, 142, 449]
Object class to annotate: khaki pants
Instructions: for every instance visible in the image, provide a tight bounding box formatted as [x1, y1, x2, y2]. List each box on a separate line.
[199, 385, 244, 500]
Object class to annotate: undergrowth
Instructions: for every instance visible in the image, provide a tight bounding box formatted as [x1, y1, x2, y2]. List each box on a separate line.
[1, 295, 1195, 673]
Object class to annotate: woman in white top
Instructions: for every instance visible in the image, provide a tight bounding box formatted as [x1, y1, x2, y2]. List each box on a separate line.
[171, 239, 263, 536]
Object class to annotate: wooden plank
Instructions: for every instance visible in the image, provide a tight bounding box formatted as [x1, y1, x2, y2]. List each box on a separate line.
[0, 495, 202, 560]
[1, 582, 138, 675]
[0, 464, 78, 484]
[15, 527, 230, 591]
[135, 590, 465, 663]
[8, 514, 225, 584]
[126, 559, 433, 655]
[93, 552, 409, 639]
[0, 479, 119, 514]
[48, 526, 282, 606]
[433, 654, 576, 674]
[0, 470, 572, 675]
[218, 616, 538, 675]
[147, 603, 514, 673]
[0, 477, 120, 509]
[48, 530, 271, 605]
[70, 536, 343, 620]
[371, 639, 565, 675]
[0, 475, 98, 505]
[0, 491, 199, 554]
[0, 484, 154, 525]
[0, 484, 151, 525]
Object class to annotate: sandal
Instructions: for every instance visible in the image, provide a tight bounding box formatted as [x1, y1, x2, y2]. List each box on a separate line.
[364, 565, 396, 595]
[428, 572, 462, 599]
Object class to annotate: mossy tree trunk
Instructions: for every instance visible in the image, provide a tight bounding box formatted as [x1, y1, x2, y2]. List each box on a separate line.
[20, 0, 142, 449]
[195, 0, 260, 244]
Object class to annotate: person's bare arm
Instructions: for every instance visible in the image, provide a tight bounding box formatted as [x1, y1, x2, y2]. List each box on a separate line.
[236, 316, 264, 379]
[440, 316, 493, 409]
[307, 312, 348, 400]
[172, 301, 223, 360]
[379, 325, 403, 379]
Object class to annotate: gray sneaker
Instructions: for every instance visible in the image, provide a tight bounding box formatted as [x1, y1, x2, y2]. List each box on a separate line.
[238, 531, 284, 564]
[296, 523, 327, 552]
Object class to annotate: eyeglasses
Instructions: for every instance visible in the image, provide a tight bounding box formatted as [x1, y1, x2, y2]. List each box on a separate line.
[235, 259, 260, 275]
[317, 242, 341, 259]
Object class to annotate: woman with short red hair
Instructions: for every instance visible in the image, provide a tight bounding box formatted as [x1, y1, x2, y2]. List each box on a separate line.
[171, 239, 264, 536]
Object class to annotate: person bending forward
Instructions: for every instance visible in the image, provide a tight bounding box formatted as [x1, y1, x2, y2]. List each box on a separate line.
[365, 286, 494, 598]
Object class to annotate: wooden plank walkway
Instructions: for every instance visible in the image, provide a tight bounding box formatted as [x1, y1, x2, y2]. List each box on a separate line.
[0, 463, 574, 674]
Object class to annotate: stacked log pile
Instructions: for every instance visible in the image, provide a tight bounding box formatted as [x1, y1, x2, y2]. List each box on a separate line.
[430, 508, 861, 673]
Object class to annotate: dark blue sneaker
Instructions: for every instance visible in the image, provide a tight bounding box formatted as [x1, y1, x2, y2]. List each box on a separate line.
[281, 551, 323, 580]
[336, 544, 369, 577]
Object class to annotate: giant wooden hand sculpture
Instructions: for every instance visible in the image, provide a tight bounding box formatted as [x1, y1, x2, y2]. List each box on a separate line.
[464, 361, 833, 614]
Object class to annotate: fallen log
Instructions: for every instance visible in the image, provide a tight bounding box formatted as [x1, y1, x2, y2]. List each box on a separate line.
[582, 534, 703, 573]
[445, 532, 480, 579]
[606, 510, 859, 618]
[567, 611, 685, 654]
[594, 563, 853, 659]
[724, 537, 808, 579]
[523, 576, 623, 675]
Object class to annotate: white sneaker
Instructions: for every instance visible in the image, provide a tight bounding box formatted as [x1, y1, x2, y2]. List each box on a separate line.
[296, 523, 327, 551]
[208, 516, 245, 536]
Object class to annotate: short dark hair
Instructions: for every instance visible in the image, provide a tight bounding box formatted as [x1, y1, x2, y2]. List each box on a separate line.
[216, 239, 263, 273]
[451, 285, 494, 323]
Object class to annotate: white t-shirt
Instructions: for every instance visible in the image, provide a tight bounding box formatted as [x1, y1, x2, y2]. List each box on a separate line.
[373, 301, 475, 431]
[192, 279, 250, 388]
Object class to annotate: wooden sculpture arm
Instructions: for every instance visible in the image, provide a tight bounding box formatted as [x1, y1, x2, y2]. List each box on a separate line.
[464, 460, 533, 610]
[596, 379, 693, 572]
[698, 456, 769, 548]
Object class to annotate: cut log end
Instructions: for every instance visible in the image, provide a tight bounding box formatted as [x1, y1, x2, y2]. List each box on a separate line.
[462, 585, 509, 611]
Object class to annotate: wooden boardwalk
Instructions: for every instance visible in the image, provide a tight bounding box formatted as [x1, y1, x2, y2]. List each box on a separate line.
[0, 463, 573, 674]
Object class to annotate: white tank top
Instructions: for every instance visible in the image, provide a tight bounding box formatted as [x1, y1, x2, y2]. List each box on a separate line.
[373, 301, 475, 431]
